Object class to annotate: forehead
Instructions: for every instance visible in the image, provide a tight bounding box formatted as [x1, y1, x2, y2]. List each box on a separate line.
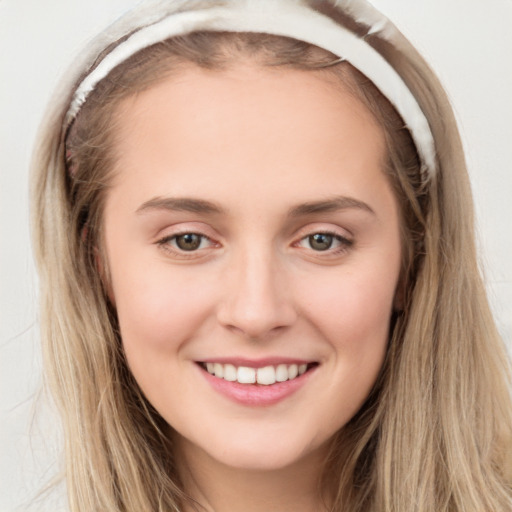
[109, 64, 389, 212]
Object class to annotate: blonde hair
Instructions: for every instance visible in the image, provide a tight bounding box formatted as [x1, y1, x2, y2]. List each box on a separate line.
[31, 4, 512, 511]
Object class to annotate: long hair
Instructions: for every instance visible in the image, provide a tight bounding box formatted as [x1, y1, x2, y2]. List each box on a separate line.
[31, 2, 512, 510]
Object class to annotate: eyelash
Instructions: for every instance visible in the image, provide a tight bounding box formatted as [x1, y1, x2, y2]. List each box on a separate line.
[155, 230, 353, 258]
[156, 232, 217, 258]
[295, 231, 353, 255]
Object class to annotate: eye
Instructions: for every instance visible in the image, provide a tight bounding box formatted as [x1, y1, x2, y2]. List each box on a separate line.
[157, 232, 216, 254]
[305, 233, 335, 251]
[173, 233, 205, 251]
[297, 232, 352, 252]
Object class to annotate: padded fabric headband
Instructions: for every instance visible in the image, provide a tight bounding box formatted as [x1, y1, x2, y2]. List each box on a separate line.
[65, 0, 436, 178]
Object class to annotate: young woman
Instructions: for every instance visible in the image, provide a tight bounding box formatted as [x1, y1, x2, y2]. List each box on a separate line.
[31, 0, 512, 510]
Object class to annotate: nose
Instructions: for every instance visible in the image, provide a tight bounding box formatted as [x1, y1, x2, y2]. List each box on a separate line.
[216, 246, 297, 340]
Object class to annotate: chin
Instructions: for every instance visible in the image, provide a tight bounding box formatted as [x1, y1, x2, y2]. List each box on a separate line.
[178, 425, 330, 473]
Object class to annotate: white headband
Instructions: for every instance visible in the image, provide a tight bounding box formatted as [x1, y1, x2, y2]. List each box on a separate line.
[65, 0, 436, 178]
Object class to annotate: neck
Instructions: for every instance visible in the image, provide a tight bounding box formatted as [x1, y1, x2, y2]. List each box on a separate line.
[176, 435, 330, 512]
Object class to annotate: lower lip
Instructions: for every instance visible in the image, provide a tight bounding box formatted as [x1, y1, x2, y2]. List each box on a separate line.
[198, 365, 317, 406]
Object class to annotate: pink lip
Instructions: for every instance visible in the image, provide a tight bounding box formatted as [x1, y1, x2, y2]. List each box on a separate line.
[196, 362, 317, 407]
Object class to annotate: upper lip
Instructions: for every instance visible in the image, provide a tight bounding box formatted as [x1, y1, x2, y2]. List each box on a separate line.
[197, 357, 316, 368]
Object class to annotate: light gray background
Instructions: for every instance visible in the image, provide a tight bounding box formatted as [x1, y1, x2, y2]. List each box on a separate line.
[1, 1, 511, 510]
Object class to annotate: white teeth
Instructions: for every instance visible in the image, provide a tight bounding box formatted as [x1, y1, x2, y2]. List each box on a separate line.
[204, 362, 310, 385]
[213, 363, 224, 378]
[223, 364, 237, 382]
[275, 364, 289, 382]
[237, 366, 256, 384]
[257, 366, 276, 385]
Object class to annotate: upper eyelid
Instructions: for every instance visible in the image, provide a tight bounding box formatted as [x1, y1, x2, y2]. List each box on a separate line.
[154, 223, 353, 245]
[158, 232, 216, 246]
[154, 222, 219, 241]
[294, 231, 352, 249]
[292, 223, 353, 241]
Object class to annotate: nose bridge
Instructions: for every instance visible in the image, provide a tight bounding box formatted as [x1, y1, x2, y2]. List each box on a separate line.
[217, 240, 295, 338]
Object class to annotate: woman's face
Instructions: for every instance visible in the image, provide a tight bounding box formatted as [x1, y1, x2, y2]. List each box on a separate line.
[103, 64, 402, 471]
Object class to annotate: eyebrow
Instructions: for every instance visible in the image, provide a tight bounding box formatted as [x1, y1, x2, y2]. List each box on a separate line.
[287, 196, 375, 217]
[136, 197, 225, 215]
[135, 195, 375, 217]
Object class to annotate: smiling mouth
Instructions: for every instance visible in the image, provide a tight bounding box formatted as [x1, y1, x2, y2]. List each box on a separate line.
[198, 362, 318, 386]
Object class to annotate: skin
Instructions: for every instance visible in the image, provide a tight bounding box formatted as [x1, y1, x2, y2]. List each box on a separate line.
[102, 64, 402, 511]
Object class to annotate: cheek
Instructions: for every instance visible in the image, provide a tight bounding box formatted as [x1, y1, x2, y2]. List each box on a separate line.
[111, 262, 217, 363]
[298, 267, 396, 422]
[301, 269, 395, 341]
[294, 252, 399, 390]
[111, 266, 222, 409]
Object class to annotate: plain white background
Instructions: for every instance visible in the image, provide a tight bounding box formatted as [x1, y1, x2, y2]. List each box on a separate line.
[1, 1, 511, 510]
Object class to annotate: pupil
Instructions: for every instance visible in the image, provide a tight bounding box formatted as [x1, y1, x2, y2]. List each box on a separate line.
[176, 233, 201, 251]
[309, 233, 333, 251]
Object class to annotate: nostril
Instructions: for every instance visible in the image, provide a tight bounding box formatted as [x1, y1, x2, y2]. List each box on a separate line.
[215, 270, 298, 339]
